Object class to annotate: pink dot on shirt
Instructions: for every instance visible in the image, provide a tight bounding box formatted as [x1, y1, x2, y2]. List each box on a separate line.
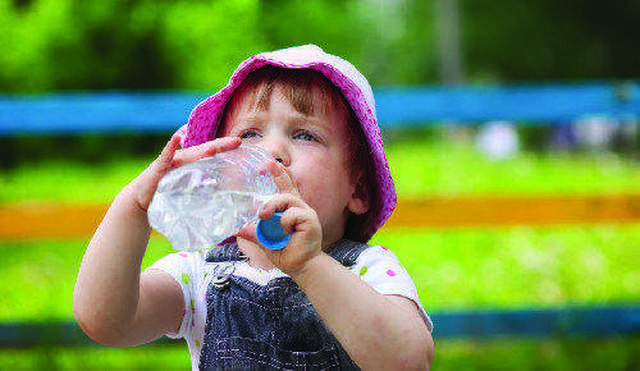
[386, 269, 396, 277]
[179, 253, 188, 258]
[380, 246, 389, 251]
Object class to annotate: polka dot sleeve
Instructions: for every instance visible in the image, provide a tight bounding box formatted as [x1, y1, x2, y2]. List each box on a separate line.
[349, 245, 433, 332]
[147, 251, 204, 339]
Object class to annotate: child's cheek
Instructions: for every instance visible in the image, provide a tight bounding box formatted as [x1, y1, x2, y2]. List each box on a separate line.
[301, 176, 336, 214]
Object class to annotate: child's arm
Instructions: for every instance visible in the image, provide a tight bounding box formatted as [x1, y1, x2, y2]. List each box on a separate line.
[73, 135, 241, 346]
[290, 253, 434, 370]
[237, 163, 434, 370]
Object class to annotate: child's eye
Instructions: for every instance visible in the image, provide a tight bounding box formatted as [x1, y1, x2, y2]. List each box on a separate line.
[239, 129, 260, 139]
[292, 130, 317, 142]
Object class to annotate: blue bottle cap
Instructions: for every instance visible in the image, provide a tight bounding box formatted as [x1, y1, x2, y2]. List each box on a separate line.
[256, 211, 292, 250]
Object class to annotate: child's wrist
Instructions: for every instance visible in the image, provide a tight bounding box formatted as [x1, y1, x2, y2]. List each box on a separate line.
[288, 252, 329, 283]
[117, 183, 151, 224]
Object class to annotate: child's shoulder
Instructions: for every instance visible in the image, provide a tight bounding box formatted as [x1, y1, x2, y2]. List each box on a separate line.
[331, 239, 405, 274]
[353, 243, 403, 267]
[343, 239, 398, 257]
[348, 243, 406, 280]
[147, 250, 213, 287]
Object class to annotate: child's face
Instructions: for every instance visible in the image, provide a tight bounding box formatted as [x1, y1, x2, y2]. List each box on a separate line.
[220, 84, 367, 245]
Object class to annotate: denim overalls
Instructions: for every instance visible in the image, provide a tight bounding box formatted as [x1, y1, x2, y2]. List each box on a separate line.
[198, 239, 368, 370]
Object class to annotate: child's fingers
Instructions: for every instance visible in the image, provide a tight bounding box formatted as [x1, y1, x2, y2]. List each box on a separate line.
[258, 193, 306, 220]
[160, 134, 182, 164]
[266, 160, 298, 193]
[280, 207, 315, 235]
[148, 134, 182, 181]
[171, 137, 241, 168]
[151, 134, 181, 174]
[132, 134, 181, 210]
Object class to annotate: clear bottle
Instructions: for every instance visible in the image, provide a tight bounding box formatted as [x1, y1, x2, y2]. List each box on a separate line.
[148, 144, 279, 252]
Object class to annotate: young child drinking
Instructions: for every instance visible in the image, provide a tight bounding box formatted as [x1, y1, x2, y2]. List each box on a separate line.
[74, 44, 434, 370]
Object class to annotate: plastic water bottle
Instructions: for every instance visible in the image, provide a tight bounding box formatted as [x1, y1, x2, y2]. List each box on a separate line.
[148, 144, 287, 252]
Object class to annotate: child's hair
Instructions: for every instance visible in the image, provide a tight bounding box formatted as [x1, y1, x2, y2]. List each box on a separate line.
[218, 65, 380, 242]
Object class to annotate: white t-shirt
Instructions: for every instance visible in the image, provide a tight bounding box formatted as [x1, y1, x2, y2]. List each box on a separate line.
[149, 245, 432, 370]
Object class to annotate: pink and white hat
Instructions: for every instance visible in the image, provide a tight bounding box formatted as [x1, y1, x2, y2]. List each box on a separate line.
[178, 44, 396, 242]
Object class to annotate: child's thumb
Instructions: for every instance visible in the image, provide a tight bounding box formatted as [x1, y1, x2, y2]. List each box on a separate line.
[134, 134, 181, 210]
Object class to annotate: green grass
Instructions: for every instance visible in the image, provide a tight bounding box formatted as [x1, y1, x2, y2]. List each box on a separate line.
[387, 140, 640, 198]
[2, 141, 640, 203]
[0, 338, 638, 370]
[0, 236, 174, 322]
[371, 225, 640, 310]
[0, 157, 147, 204]
[1, 225, 638, 321]
[431, 337, 640, 370]
[0, 345, 190, 370]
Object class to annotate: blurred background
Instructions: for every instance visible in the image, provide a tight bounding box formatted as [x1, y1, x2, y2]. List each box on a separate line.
[1, 0, 639, 369]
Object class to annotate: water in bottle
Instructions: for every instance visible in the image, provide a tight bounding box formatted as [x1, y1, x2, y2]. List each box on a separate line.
[148, 144, 279, 252]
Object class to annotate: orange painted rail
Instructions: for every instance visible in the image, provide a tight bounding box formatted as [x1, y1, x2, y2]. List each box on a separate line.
[3, 195, 640, 240]
[385, 194, 640, 227]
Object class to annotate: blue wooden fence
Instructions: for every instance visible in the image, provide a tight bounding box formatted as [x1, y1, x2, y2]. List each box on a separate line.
[1, 305, 638, 347]
[1, 81, 639, 136]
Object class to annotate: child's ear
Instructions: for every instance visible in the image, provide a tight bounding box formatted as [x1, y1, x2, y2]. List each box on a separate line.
[347, 174, 370, 215]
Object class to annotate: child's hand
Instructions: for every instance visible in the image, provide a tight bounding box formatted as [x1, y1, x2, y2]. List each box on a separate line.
[237, 161, 323, 276]
[128, 134, 242, 212]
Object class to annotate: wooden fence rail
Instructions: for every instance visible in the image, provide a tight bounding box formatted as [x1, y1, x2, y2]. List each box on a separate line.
[4, 194, 640, 240]
[1, 305, 638, 348]
[1, 82, 639, 136]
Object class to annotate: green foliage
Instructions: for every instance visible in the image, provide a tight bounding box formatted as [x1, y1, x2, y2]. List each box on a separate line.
[159, 0, 266, 90]
[0, 0, 79, 91]
[259, 0, 439, 86]
[1, 0, 638, 93]
[0, 0, 266, 92]
[0, 0, 178, 91]
[462, 0, 640, 81]
[0, 133, 170, 169]
[0, 0, 437, 92]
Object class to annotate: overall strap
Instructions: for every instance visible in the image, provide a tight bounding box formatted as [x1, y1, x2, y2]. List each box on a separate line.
[324, 239, 370, 267]
[205, 238, 370, 266]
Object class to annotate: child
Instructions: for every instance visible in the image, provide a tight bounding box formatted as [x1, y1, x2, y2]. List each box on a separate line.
[74, 44, 434, 370]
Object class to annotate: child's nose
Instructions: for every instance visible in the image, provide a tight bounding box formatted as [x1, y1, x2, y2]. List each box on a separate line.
[270, 150, 290, 167]
[262, 137, 291, 167]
